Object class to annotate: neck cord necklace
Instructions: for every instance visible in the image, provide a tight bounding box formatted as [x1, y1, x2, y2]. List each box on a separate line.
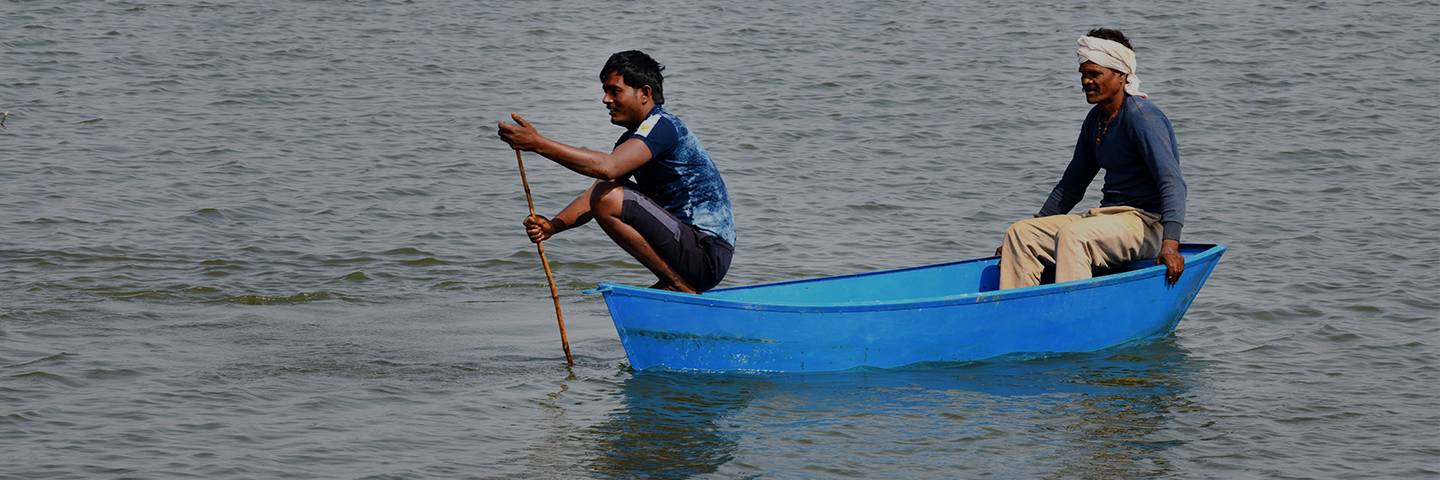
[1095, 107, 1120, 146]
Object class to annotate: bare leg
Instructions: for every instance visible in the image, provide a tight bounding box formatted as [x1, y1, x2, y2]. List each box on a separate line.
[589, 183, 698, 294]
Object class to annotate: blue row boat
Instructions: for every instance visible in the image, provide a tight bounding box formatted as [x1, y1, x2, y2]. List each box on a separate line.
[586, 243, 1225, 373]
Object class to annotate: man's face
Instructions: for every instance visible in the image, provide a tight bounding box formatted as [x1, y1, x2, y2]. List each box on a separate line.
[602, 71, 651, 128]
[1079, 61, 1127, 105]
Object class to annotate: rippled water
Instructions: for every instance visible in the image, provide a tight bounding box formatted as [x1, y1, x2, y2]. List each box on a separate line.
[3, 0, 1437, 478]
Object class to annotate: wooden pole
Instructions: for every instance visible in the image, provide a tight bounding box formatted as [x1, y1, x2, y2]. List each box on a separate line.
[516, 150, 574, 365]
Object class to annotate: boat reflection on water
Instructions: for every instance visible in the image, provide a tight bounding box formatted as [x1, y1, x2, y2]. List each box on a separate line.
[582, 341, 1209, 479]
[583, 372, 766, 478]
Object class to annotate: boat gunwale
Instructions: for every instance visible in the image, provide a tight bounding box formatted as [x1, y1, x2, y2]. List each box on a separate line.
[585, 244, 1225, 314]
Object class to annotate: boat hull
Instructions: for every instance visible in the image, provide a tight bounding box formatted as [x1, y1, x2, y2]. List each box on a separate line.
[588, 244, 1224, 372]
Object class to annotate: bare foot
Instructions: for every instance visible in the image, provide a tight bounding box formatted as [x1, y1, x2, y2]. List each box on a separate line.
[648, 281, 698, 294]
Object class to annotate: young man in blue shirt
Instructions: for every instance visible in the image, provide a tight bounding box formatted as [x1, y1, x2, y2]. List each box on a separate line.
[498, 51, 735, 294]
[997, 29, 1188, 289]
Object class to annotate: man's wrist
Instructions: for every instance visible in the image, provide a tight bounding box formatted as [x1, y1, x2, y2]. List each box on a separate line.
[1160, 238, 1180, 254]
[1161, 221, 1183, 243]
[526, 136, 551, 156]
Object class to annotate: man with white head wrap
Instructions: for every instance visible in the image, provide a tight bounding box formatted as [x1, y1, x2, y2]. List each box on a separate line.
[996, 28, 1188, 289]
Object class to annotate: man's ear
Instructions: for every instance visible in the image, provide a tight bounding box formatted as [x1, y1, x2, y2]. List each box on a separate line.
[638, 85, 653, 104]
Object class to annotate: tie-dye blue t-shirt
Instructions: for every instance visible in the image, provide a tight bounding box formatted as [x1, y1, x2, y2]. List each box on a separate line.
[615, 105, 736, 246]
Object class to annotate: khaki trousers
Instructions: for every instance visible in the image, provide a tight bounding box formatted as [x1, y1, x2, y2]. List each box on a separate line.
[999, 206, 1163, 290]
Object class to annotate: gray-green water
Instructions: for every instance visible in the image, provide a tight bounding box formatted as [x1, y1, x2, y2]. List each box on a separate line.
[3, 1, 1437, 478]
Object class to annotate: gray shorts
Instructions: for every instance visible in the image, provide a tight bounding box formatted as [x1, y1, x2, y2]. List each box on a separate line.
[620, 188, 733, 292]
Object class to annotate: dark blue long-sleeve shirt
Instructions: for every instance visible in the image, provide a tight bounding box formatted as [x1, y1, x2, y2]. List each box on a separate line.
[1038, 95, 1187, 241]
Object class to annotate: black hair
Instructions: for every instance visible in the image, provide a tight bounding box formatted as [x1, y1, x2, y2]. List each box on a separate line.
[601, 50, 665, 105]
[1086, 28, 1133, 50]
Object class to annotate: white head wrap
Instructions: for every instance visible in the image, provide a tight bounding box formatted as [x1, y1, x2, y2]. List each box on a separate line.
[1076, 36, 1146, 98]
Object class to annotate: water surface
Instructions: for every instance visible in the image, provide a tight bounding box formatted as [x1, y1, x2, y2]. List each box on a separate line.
[3, 0, 1437, 478]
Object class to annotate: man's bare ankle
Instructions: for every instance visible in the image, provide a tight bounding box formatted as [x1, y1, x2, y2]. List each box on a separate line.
[648, 281, 697, 294]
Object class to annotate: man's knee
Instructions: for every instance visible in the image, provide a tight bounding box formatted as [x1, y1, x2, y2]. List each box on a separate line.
[589, 182, 625, 217]
[1004, 220, 1022, 238]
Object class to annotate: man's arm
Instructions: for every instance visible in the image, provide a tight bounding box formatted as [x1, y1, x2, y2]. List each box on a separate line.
[523, 180, 605, 243]
[1131, 107, 1188, 283]
[1133, 117, 1186, 242]
[498, 113, 652, 180]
